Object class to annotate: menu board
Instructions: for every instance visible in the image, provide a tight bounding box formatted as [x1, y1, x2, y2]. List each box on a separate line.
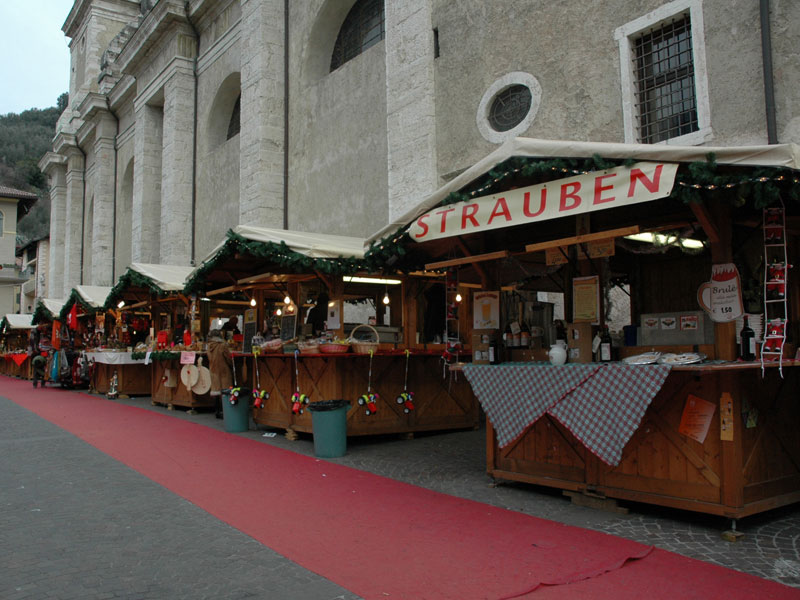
[280, 314, 297, 341]
[572, 276, 600, 324]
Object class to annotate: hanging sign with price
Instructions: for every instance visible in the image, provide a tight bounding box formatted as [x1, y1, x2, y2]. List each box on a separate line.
[696, 263, 743, 323]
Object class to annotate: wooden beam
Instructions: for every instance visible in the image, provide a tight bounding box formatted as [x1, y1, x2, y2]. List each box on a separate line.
[524, 226, 641, 253]
[237, 271, 274, 285]
[425, 249, 509, 270]
[689, 202, 720, 245]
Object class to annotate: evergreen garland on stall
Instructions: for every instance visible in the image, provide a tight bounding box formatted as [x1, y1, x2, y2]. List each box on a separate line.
[59, 289, 100, 322]
[104, 269, 171, 311]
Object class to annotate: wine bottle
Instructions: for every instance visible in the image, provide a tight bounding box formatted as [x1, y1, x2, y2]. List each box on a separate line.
[599, 326, 613, 362]
[739, 315, 756, 361]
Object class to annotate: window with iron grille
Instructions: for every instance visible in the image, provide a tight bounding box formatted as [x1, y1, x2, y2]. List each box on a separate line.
[330, 0, 385, 72]
[633, 15, 698, 143]
[489, 85, 533, 133]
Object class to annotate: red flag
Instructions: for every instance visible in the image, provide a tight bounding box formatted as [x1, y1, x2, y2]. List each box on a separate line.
[67, 303, 78, 330]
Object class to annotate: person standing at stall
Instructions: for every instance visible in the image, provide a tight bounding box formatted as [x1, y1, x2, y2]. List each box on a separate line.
[207, 329, 233, 419]
[306, 292, 329, 337]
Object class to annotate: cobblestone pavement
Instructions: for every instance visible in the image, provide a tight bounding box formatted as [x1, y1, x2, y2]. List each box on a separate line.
[4, 385, 800, 599]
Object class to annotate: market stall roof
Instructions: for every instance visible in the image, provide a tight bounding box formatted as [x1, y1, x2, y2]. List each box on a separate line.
[1, 313, 35, 332]
[59, 285, 113, 321]
[367, 137, 800, 246]
[184, 225, 372, 294]
[104, 263, 194, 309]
[32, 298, 66, 325]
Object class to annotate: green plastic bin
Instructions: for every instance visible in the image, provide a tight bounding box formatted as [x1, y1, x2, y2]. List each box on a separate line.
[307, 400, 350, 458]
[220, 387, 251, 433]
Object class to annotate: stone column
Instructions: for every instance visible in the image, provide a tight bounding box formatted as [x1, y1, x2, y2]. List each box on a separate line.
[239, 0, 285, 227]
[132, 101, 163, 263]
[63, 149, 85, 293]
[90, 113, 117, 285]
[384, 0, 438, 222]
[45, 162, 67, 298]
[160, 64, 195, 265]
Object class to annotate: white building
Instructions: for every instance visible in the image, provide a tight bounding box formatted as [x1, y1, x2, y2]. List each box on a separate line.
[0, 186, 38, 315]
[40, 0, 800, 298]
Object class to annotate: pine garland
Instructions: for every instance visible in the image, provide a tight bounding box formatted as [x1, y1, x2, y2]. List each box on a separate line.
[32, 302, 56, 325]
[104, 269, 169, 310]
[59, 289, 101, 322]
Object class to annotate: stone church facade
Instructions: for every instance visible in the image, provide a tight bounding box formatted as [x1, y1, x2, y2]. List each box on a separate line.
[40, 0, 800, 298]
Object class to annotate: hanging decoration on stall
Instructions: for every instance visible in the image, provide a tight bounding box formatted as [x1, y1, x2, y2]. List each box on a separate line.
[67, 303, 79, 330]
[696, 263, 744, 323]
[291, 350, 309, 414]
[395, 349, 415, 414]
[252, 347, 269, 409]
[357, 350, 379, 415]
[180, 361, 200, 390]
[191, 357, 211, 396]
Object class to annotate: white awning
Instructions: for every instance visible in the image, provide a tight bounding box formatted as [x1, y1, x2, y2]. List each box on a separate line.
[75, 285, 113, 309]
[129, 263, 194, 291]
[200, 225, 367, 265]
[39, 298, 65, 317]
[3, 314, 35, 329]
[367, 137, 800, 245]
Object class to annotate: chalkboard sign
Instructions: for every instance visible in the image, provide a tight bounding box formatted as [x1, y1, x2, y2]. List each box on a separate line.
[280, 314, 297, 341]
[243, 309, 257, 353]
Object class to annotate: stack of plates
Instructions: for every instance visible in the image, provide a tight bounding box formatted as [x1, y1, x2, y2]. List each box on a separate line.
[622, 352, 661, 365]
[658, 353, 706, 365]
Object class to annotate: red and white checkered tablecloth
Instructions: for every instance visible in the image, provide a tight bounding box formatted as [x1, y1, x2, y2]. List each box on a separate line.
[462, 363, 672, 466]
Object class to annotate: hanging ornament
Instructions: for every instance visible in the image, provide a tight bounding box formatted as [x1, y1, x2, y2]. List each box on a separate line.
[395, 350, 415, 413]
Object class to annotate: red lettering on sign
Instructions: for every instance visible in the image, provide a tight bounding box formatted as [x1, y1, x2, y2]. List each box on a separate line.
[414, 214, 429, 239]
[434, 207, 455, 233]
[628, 164, 663, 196]
[593, 173, 617, 204]
[461, 204, 479, 229]
[522, 190, 546, 218]
[487, 197, 512, 225]
[560, 182, 582, 211]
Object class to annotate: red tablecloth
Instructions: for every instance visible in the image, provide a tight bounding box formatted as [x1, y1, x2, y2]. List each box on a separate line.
[462, 362, 672, 466]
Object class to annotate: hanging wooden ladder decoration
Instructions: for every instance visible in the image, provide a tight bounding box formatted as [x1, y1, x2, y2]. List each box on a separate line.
[761, 202, 790, 378]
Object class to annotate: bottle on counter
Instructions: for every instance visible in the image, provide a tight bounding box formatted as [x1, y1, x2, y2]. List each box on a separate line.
[599, 326, 613, 362]
[739, 315, 756, 361]
[519, 320, 530, 349]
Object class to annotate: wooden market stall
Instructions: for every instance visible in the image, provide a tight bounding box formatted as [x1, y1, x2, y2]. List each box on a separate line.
[59, 285, 113, 390]
[100, 263, 196, 402]
[183, 225, 479, 435]
[368, 137, 800, 519]
[0, 313, 35, 378]
[30, 298, 66, 385]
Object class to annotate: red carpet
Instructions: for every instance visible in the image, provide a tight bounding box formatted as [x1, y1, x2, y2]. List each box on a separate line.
[2, 375, 797, 599]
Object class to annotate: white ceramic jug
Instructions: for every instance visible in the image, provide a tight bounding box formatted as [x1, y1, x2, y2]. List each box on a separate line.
[548, 342, 567, 366]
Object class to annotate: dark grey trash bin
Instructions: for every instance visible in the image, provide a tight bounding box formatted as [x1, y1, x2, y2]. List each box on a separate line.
[307, 400, 349, 458]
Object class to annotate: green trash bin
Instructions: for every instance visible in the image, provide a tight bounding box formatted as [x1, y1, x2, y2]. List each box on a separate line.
[307, 400, 350, 458]
[220, 387, 251, 433]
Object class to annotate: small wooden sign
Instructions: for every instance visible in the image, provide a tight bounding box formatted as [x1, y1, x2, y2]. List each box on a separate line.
[546, 247, 569, 266]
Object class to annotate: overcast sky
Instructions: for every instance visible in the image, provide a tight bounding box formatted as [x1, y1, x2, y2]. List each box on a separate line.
[0, 1, 74, 115]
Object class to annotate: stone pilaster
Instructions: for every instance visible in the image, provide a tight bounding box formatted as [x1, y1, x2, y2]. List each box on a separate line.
[63, 149, 85, 293]
[90, 113, 117, 285]
[132, 101, 163, 263]
[385, 0, 438, 221]
[160, 66, 195, 265]
[43, 161, 67, 298]
[239, 0, 285, 227]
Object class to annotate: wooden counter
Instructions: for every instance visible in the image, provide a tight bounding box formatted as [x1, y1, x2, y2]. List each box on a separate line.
[150, 358, 215, 412]
[485, 361, 800, 518]
[245, 351, 479, 437]
[89, 353, 152, 396]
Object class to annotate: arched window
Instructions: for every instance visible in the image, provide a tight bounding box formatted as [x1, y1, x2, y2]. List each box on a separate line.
[226, 95, 241, 140]
[330, 0, 384, 72]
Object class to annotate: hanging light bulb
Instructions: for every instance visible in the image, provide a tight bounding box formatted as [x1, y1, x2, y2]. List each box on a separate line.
[284, 295, 291, 305]
[382, 289, 390, 305]
[250, 298, 256, 307]
[276, 308, 282, 316]
[455, 292, 462, 303]
[117, 300, 125, 309]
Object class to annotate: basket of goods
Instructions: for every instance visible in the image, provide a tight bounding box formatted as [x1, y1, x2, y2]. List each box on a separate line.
[319, 339, 351, 354]
[297, 340, 320, 354]
[349, 324, 380, 354]
[260, 338, 284, 353]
